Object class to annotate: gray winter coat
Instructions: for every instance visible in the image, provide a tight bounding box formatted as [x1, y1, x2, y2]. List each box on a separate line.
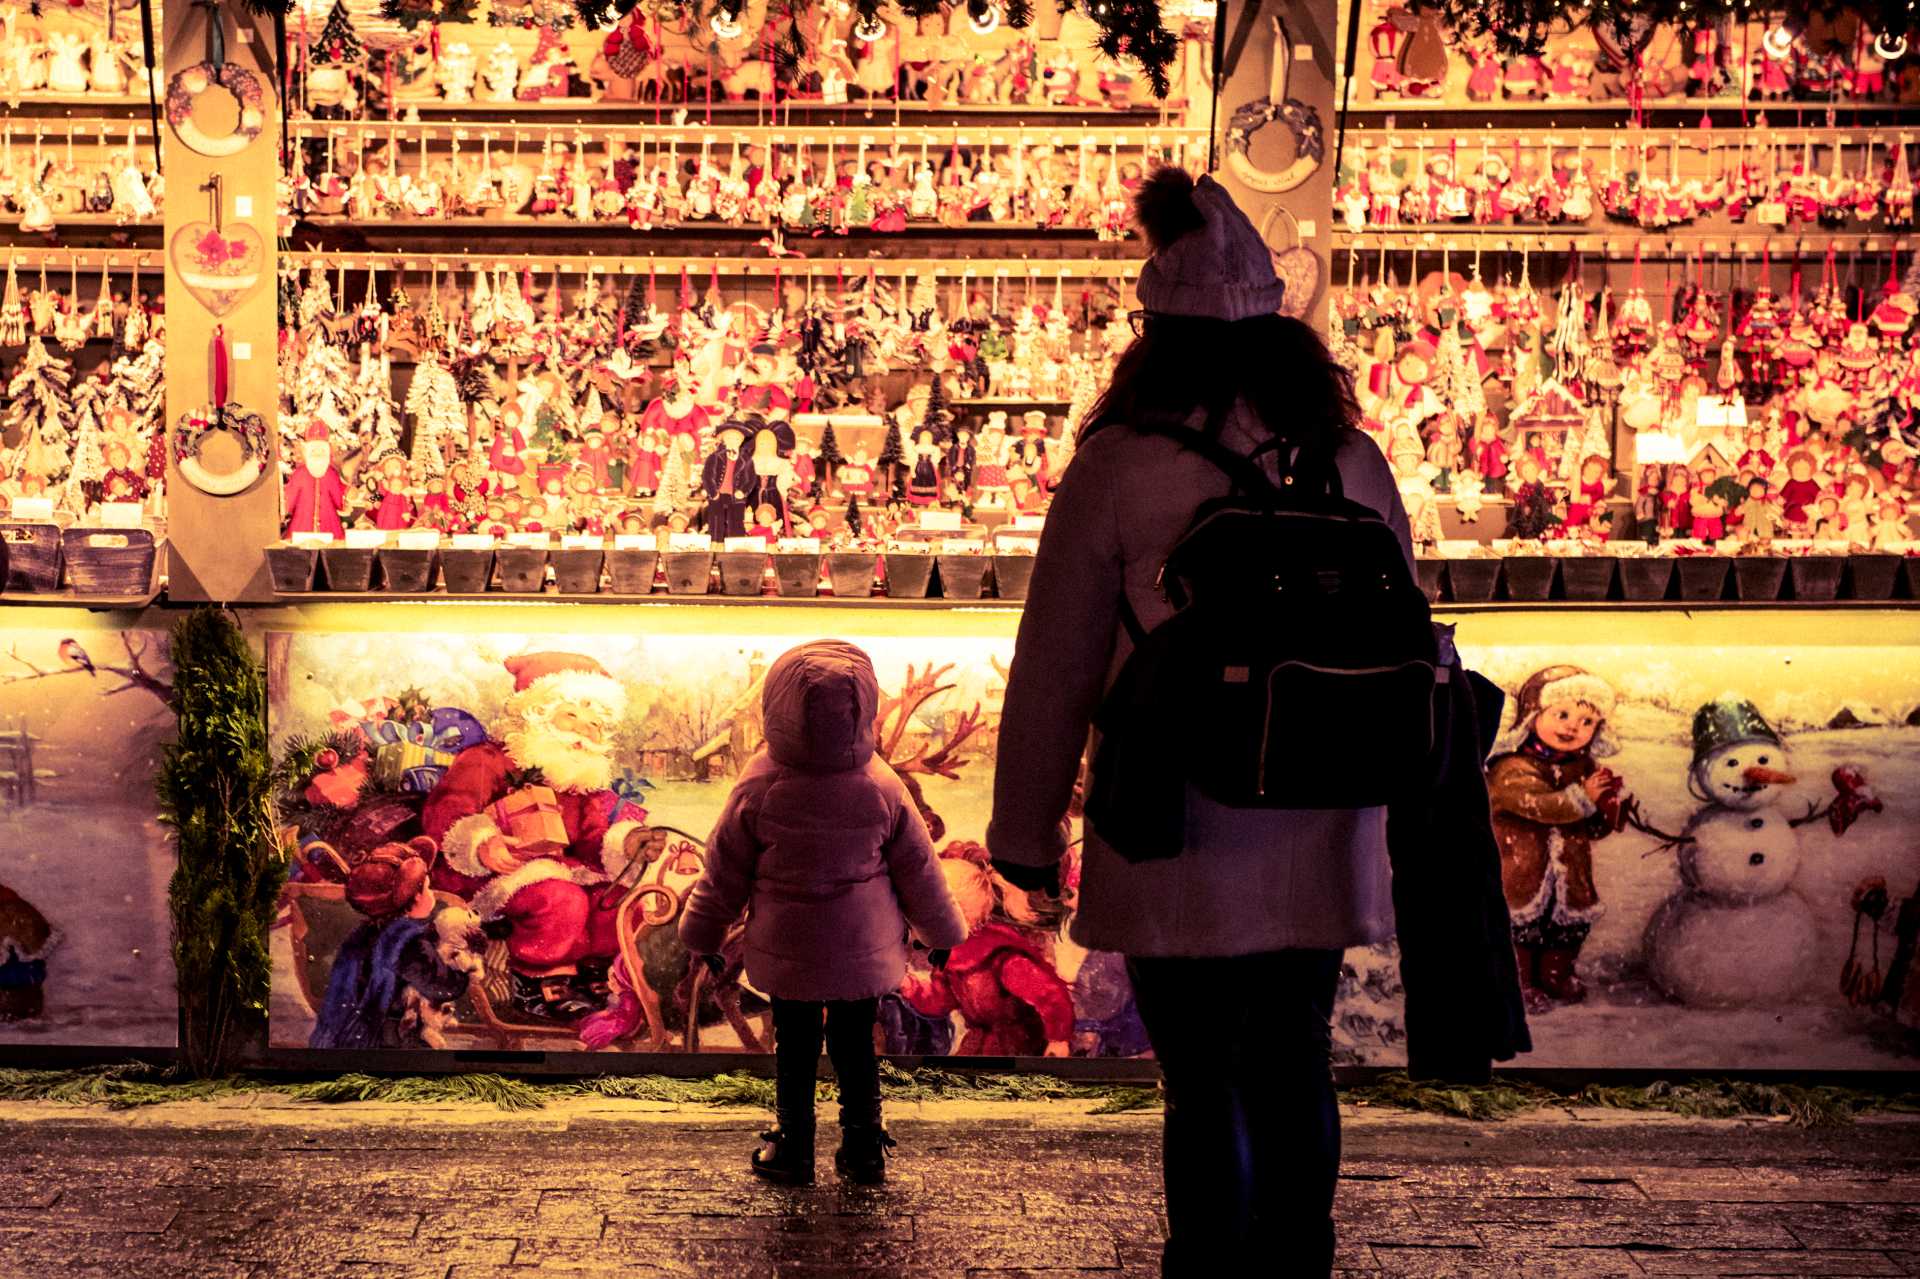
[679, 640, 969, 1000]
[987, 406, 1415, 958]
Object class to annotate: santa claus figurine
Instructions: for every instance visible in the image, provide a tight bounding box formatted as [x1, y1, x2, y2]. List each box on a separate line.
[283, 423, 347, 539]
[421, 652, 662, 1022]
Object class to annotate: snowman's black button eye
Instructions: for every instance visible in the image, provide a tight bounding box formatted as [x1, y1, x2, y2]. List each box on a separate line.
[1749, 818, 1765, 829]
[1725, 758, 1741, 768]
[1749, 853, 1766, 865]
[1757, 755, 1769, 765]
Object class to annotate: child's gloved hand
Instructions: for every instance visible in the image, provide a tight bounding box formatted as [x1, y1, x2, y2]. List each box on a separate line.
[991, 857, 1061, 899]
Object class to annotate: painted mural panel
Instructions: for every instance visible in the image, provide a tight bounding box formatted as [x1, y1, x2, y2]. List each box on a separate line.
[267, 620, 1920, 1068]
[0, 621, 176, 1048]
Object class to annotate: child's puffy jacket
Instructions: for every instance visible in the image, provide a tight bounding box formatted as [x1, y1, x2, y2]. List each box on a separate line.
[679, 640, 968, 1001]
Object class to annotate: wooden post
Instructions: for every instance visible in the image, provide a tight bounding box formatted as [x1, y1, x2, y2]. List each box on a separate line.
[161, 2, 283, 603]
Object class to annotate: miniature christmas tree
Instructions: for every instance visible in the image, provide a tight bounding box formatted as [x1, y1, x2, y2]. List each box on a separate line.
[312, 0, 364, 66]
[405, 356, 461, 476]
[3, 338, 75, 488]
[62, 398, 107, 512]
[817, 422, 844, 493]
[877, 420, 907, 493]
[844, 492, 863, 537]
[921, 370, 952, 438]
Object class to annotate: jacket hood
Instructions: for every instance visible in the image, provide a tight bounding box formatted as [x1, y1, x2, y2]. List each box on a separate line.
[761, 640, 879, 773]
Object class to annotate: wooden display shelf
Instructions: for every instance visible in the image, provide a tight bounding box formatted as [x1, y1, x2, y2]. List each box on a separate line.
[360, 100, 1185, 127]
[1335, 123, 1920, 148]
[1338, 96, 1920, 120]
[6, 93, 156, 116]
[0, 584, 162, 610]
[1332, 229, 1914, 254]
[283, 246, 1145, 275]
[269, 587, 1022, 609]
[301, 117, 1204, 144]
[953, 397, 1071, 411]
[295, 215, 1110, 242]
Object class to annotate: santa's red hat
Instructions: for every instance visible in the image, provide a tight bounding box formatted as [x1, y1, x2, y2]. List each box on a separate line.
[503, 651, 626, 714]
[304, 422, 330, 442]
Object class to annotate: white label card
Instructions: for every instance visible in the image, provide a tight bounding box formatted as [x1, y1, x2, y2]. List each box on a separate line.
[344, 529, 386, 548]
[724, 536, 769, 552]
[918, 510, 963, 531]
[98, 502, 145, 528]
[777, 538, 821, 553]
[613, 534, 653, 550]
[233, 342, 253, 361]
[450, 533, 494, 549]
[940, 539, 984, 555]
[561, 534, 603, 548]
[395, 530, 439, 550]
[9, 499, 53, 521]
[669, 533, 713, 552]
[1011, 514, 1046, 531]
[505, 532, 551, 547]
[290, 532, 335, 547]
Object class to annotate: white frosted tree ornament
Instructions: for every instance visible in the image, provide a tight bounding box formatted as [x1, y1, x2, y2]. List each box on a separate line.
[3, 338, 76, 487]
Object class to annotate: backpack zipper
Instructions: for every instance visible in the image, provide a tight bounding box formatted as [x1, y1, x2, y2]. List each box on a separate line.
[1258, 660, 1438, 798]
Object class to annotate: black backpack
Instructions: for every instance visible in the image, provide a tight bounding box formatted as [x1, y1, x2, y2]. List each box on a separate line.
[1084, 417, 1444, 863]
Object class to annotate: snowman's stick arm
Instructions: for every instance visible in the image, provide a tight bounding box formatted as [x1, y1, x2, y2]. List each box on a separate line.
[1789, 799, 1832, 830]
[1620, 798, 1694, 855]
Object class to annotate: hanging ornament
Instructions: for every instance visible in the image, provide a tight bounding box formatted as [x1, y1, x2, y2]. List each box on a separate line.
[1223, 14, 1324, 195]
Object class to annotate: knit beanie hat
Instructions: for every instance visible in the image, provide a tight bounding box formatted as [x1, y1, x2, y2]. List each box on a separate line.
[1133, 168, 1287, 322]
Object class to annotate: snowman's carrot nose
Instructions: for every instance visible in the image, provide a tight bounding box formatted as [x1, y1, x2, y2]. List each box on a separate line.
[1743, 766, 1797, 786]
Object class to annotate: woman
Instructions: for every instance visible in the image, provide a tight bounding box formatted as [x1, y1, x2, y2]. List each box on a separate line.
[987, 170, 1412, 1276]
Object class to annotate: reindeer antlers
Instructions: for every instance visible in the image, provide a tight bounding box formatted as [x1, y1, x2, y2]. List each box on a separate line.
[895, 704, 985, 783]
[874, 661, 958, 763]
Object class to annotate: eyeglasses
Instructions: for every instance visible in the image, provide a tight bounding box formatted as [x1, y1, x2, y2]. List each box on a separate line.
[1128, 308, 1154, 337]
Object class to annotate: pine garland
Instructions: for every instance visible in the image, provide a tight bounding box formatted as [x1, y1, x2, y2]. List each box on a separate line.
[1435, 1, 1915, 57]
[1, 1065, 1915, 1127]
[160, 610, 288, 1080]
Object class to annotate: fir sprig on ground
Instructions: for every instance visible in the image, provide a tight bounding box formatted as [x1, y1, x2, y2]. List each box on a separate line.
[1, 1066, 1915, 1127]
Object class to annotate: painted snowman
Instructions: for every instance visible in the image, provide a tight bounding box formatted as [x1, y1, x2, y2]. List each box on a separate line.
[1645, 698, 1874, 1007]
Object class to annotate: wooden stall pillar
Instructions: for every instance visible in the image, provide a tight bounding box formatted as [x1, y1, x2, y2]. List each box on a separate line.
[161, 1, 282, 603]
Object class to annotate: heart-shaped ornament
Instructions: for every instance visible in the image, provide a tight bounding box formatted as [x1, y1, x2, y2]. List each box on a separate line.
[169, 220, 267, 317]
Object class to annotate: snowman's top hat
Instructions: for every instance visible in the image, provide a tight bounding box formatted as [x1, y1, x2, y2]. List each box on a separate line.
[1690, 697, 1783, 771]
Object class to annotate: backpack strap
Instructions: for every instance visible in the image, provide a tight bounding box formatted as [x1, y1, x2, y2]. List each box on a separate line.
[1130, 407, 1282, 499]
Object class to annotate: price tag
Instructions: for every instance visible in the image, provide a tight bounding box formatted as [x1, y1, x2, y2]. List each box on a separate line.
[1695, 396, 1728, 427]
[669, 532, 713, 552]
[505, 532, 551, 547]
[232, 342, 252, 361]
[996, 534, 1039, 553]
[561, 533, 603, 548]
[776, 537, 821, 553]
[97, 502, 145, 528]
[450, 533, 494, 549]
[939, 539, 984, 555]
[234, 195, 253, 218]
[613, 534, 652, 549]
[396, 530, 439, 550]
[345, 529, 386, 548]
[1011, 514, 1046, 531]
[724, 535, 769, 552]
[918, 510, 963, 531]
[889, 540, 931, 554]
[290, 531, 335, 547]
[1298, 219, 1317, 238]
[8, 498, 53, 522]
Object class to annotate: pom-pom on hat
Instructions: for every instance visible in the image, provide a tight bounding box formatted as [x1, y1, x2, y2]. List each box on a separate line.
[1132, 168, 1287, 322]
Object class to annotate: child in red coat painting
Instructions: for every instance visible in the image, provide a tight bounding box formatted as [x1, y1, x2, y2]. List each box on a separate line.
[899, 847, 1075, 1058]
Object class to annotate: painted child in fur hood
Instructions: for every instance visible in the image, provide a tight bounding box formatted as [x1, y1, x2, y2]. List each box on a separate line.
[1487, 665, 1633, 1015]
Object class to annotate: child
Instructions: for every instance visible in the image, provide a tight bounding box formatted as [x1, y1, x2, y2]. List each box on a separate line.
[1487, 666, 1631, 1014]
[679, 640, 967, 1186]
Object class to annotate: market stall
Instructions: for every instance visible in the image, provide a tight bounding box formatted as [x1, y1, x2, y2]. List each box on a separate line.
[1, 0, 1917, 1075]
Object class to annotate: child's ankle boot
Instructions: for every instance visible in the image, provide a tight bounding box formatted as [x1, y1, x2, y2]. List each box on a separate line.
[750, 1127, 815, 1186]
[834, 1123, 897, 1185]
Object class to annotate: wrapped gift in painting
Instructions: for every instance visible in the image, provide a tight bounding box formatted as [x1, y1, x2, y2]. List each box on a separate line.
[492, 784, 569, 858]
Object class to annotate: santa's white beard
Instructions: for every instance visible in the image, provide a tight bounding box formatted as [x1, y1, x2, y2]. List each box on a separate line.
[504, 725, 614, 794]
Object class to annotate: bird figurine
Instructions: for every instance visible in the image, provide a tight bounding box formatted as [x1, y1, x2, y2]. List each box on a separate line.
[57, 639, 94, 677]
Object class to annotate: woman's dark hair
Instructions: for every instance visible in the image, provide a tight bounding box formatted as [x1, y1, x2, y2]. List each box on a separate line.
[1081, 312, 1360, 448]
[1082, 166, 1359, 447]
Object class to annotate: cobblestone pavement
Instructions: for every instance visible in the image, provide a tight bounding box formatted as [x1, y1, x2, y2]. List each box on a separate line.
[0, 1098, 1914, 1278]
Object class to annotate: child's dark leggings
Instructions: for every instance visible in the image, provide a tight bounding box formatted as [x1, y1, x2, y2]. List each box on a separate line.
[770, 997, 881, 1135]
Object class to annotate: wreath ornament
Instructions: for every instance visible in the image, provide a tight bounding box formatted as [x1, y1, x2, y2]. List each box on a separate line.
[1224, 16, 1325, 195]
[174, 402, 269, 496]
[167, 61, 268, 158]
